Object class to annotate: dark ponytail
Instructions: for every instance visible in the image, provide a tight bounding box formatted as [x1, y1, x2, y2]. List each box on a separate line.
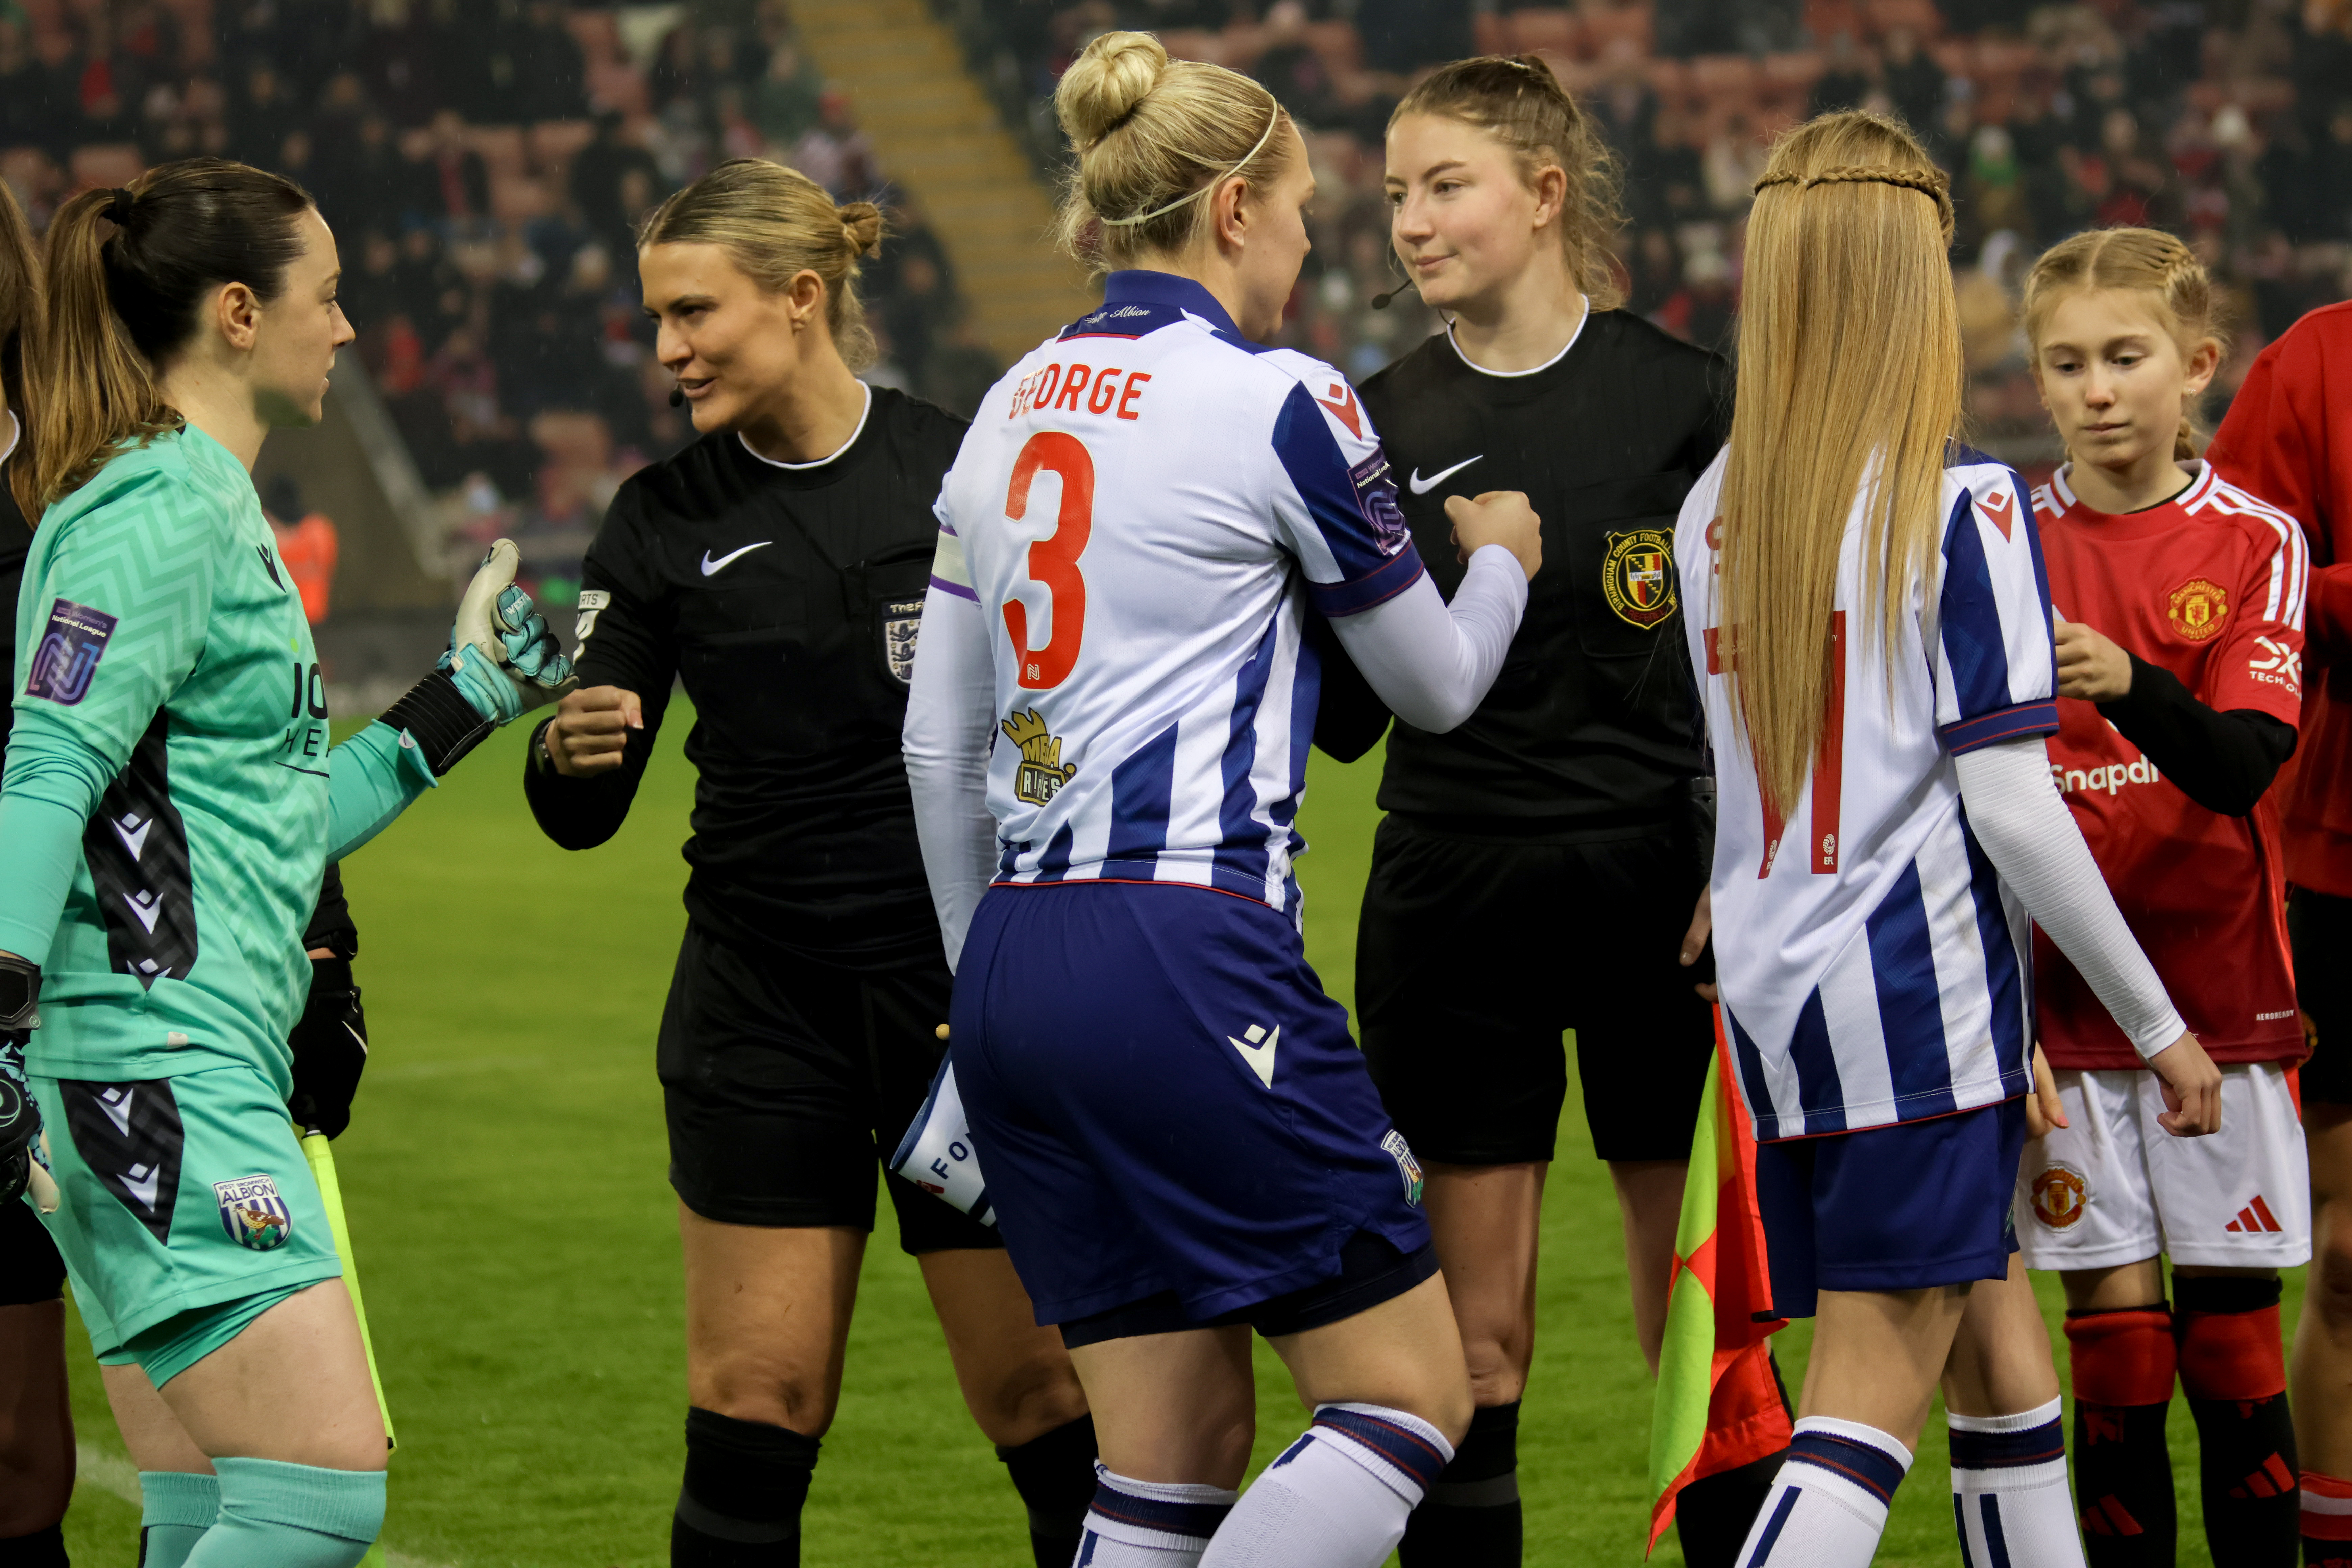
[29, 157, 314, 513]
[0, 176, 39, 523]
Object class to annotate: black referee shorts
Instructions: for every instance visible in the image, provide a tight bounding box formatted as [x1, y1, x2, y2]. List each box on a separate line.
[2291, 887, 2352, 1108]
[1358, 817, 1715, 1166]
[658, 921, 1003, 1254]
[0, 1195, 66, 1306]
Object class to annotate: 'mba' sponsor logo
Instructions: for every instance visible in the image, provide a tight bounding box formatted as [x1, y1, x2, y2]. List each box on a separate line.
[2050, 754, 2161, 797]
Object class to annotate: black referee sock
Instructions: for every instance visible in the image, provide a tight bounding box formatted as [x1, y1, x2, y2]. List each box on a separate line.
[672, 1407, 820, 1566]
[995, 1413, 1098, 1568]
[0, 1523, 68, 1567]
[1674, 1449, 1789, 1568]
[1399, 1400, 1520, 1565]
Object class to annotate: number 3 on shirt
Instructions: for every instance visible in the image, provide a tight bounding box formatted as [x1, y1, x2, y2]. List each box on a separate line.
[1003, 431, 1094, 689]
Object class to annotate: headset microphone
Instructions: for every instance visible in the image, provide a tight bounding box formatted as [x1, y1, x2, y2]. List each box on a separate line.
[1370, 279, 1418, 310]
[669, 385, 684, 408]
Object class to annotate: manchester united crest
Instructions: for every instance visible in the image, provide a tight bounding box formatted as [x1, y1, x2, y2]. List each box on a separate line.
[214, 1174, 293, 1251]
[1002, 709, 1077, 805]
[2029, 1163, 2089, 1230]
[1601, 530, 1677, 629]
[2167, 577, 2229, 641]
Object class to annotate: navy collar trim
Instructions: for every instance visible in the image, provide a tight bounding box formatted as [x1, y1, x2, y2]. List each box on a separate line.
[1102, 270, 1244, 340]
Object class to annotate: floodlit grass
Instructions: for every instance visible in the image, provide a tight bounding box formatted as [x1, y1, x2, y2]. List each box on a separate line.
[57, 711, 2296, 1565]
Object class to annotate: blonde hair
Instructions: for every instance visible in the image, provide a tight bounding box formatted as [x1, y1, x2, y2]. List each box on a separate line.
[2020, 227, 2226, 463]
[1, 174, 40, 522]
[1719, 111, 1960, 817]
[1051, 30, 1292, 274]
[1388, 54, 1626, 312]
[638, 158, 884, 370]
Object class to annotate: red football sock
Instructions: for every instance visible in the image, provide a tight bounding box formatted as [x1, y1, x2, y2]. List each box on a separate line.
[2065, 1305, 2177, 1568]
[2175, 1275, 2298, 1568]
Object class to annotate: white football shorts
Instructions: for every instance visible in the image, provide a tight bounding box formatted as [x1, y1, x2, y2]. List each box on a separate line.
[2015, 1063, 2309, 1271]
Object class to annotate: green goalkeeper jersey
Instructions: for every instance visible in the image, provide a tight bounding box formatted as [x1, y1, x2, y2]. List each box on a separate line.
[0, 425, 433, 1086]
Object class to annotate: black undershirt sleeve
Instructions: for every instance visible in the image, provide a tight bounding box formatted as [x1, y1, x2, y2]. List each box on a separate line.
[1307, 605, 1391, 763]
[522, 494, 679, 849]
[2094, 652, 2297, 818]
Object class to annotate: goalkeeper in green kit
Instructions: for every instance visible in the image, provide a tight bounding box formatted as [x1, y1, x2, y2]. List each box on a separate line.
[0, 159, 569, 1568]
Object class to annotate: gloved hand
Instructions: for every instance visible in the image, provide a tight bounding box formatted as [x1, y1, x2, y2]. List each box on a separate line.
[442, 542, 575, 726]
[287, 956, 368, 1140]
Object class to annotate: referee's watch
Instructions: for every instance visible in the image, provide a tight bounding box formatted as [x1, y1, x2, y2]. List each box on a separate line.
[0, 953, 40, 1033]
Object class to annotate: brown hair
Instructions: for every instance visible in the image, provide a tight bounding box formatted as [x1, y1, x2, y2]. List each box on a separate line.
[29, 157, 315, 513]
[0, 175, 40, 522]
[1719, 111, 1960, 816]
[638, 158, 884, 370]
[1389, 54, 1627, 312]
[2020, 227, 2226, 462]
[1050, 30, 1293, 274]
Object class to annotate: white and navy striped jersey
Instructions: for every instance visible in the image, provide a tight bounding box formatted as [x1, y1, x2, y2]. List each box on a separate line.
[927, 271, 1422, 911]
[1677, 449, 2057, 1140]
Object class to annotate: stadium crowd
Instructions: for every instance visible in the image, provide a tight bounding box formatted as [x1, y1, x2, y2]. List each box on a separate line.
[959, 0, 2352, 458]
[0, 0, 984, 605]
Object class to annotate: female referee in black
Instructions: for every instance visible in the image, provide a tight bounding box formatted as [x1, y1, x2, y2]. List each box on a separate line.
[1345, 57, 1772, 1567]
[521, 159, 1094, 1568]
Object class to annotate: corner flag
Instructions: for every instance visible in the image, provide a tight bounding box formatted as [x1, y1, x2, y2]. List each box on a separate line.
[1646, 1009, 1793, 1553]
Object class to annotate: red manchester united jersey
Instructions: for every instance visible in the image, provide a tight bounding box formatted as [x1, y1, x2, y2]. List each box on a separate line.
[2031, 462, 2307, 1070]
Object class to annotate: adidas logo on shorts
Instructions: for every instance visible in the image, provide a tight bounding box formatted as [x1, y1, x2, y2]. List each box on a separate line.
[2223, 1195, 2285, 1234]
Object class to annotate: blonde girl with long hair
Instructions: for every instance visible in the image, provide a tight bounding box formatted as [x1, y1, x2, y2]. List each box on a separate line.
[906, 29, 1545, 1568]
[1674, 113, 2221, 1568]
[2013, 227, 2312, 1568]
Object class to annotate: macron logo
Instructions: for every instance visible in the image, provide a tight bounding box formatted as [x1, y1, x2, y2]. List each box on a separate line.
[1977, 488, 2018, 540]
[700, 542, 772, 577]
[1316, 381, 1364, 438]
[1228, 1023, 1279, 1088]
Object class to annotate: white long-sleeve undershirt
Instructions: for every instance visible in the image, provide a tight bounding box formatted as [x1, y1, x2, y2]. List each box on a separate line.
[1953, 735, 2187, 1061]
[902, 546, 1529, 970]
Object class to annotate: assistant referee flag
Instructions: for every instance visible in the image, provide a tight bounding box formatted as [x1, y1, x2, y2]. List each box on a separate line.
[1647, 1012, 1791, 1552]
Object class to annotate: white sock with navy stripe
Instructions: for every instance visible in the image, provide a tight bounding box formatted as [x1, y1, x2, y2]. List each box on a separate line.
[1200, 1403, 1455, 1568]
[1949, 1399, 2086, 1568]
[1737, 1416, 1914, 1567]
[1076, 1465, 1239, 1566]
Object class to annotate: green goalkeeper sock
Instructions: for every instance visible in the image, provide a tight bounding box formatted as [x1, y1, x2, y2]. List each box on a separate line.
[137, 1471, 219, 1568]
[181, 1457, 383, 1568]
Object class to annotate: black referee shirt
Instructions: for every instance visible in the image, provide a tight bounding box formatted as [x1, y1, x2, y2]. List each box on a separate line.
[523, 386, 965, 970]
[1354, 309, 1731, 832]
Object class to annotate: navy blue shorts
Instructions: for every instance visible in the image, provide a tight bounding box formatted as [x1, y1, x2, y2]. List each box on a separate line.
[952, 880, 1434, 1329]
[1754, 1097, 2025, 1319]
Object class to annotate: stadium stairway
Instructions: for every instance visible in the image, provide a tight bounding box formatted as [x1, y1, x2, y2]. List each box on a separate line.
[789, 0, 1098, 363]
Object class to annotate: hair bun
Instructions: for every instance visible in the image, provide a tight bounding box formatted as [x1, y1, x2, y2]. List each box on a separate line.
[837, 200, 883, 257]
[1055, 30, 1170, 148]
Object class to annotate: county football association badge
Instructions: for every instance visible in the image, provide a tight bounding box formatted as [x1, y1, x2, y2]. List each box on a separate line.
[1601, 530, 1677, 629]
[214, 1174, 293, 1251]
[2167, 577, 2229, 641]
[2029, 1163, 2089, 1230]
[1002, 709, 1077, 806]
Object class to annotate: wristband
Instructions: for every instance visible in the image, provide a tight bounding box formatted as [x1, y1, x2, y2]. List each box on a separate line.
[0, 954, 38, 1032]
[379, 669, 496, 777]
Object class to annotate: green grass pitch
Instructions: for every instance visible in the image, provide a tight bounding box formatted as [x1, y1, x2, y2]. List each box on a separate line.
[55, 712, 2301, 1565]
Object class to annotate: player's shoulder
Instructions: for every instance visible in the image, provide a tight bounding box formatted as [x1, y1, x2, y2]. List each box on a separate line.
[43, 427, 237, 550]
[2181, 463, 2307, 557]
[1582, 305, 1728, 380]
[867, 383, 969, 473]
[1941, 445, 2031, 539]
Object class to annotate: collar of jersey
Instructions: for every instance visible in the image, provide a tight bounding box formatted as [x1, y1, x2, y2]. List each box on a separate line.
[1098, 270, 1257, 348]
[736, 381, 874, 472]
[2050, 459, 2213, 529]
[1444, 294, 1590, 379]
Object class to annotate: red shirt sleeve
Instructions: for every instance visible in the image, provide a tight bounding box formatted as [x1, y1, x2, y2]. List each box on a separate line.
[2198, 516, 2306, 727]
[2210, 307, 2352, 658]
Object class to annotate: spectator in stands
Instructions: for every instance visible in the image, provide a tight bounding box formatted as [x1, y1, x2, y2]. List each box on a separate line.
[752, 36, 826, 149]
[791, 89, 879, 198]
[1252, 1, 1342, 127]
[1880, 26, 1943, 131]
[1808, 31, 1874, 117]
[417, 108, 491, 230]
[510, 0, 589, 123]
[1355, 0, 1473, 80]
[571, 113, 668, 261]
[264, 475, 342, 627]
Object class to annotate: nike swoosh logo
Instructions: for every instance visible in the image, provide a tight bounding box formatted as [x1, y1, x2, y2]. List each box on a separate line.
[1407, 456, 1482, 495]
[1226, 1025, 1279, 1089]
[701, 542, 773, 577]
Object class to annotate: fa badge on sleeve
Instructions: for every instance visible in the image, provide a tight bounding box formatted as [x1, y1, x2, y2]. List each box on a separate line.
[214, 1174, 293, 1251]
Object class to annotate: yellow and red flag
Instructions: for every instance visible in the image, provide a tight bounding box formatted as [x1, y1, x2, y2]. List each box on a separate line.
[1646, 1010, 1793, 1553]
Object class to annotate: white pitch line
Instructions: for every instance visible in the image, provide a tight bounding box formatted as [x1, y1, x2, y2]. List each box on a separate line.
[76, 1443, 457, 1568]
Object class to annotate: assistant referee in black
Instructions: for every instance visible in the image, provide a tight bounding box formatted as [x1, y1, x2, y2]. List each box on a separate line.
[520, 159, 1094, 1568]
[1345, 59, 1778, 1568]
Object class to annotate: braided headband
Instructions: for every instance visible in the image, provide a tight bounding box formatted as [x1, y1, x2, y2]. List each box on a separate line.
[1098, 96, 1282, 228]
[1754, 165, 1953, 221]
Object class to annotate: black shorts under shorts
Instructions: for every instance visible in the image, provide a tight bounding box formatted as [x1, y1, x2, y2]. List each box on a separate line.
[2291, 886, 2352, 1108]
[657, 921, 1002, 1254]
[1358, 817, 1716, 1166]
[0, 1194, 66, 1306]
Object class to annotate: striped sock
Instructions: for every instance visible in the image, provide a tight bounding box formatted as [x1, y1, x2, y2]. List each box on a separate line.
[1200, 1403, 1454, 1568]
[1075, 1465, 1238, 1566]
[1950, 1399, 2085, 1568]
[2303, 1471, 2352, 1568]
[1736, 1417, 1913, 1568]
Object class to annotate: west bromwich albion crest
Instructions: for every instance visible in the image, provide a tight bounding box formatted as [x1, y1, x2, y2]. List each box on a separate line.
[1601, 530, 1677, 629]
[883, 598, 924, 684]
[215, 1174, 293, 1251]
